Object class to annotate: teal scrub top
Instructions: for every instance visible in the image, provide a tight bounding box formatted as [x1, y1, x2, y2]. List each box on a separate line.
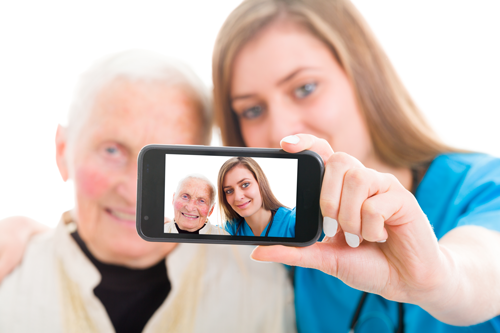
[294, 153, 500, 333]
[225, 206, 296, 237]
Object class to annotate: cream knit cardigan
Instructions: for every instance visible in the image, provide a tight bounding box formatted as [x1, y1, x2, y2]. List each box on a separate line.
[0, 212, 295, 333]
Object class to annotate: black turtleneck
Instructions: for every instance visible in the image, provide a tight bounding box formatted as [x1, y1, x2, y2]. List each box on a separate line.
[71, 231, 171, 333]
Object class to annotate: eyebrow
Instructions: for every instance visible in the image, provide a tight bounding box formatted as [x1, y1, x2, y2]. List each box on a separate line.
[231, 67, 317, 102]
[223, 178, 250, 189]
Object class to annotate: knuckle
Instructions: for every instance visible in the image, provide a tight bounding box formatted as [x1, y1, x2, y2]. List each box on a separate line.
[384, 172, 399, 184]
[337, 211, 358, 230]
[333, 152, 352, 164]
[362, 200, 380, 220]
[318, 138, 329, 147]
[345, 168, 367, 187]
[320, 198, 338, 216]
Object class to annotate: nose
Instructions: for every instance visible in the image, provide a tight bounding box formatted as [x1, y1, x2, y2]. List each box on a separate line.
[267, 99, 304, 148]
[234, 187, 246, 202]
[186, 200, 197, 212]
[116, 163, 138, 206]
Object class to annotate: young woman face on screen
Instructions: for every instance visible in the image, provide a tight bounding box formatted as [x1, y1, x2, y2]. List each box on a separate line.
[222, 165, 264, 218]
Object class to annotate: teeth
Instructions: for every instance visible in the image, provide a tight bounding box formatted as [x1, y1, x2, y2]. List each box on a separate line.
[182, 213, 199, 218]
[110, 210, 135, 221]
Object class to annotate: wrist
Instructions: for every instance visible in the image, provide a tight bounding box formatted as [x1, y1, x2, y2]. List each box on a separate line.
[416, 245, 469, 324]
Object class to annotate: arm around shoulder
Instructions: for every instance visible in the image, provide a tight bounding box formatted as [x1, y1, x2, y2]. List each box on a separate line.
[0, 216, 49, 281]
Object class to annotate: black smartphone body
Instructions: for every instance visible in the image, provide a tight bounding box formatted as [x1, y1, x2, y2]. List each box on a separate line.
[136, 145, 324, 246]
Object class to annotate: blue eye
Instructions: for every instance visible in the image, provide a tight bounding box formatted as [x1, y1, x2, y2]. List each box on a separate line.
[105, 146, 118, 155]
[242, 182, 250, 188]
[294, 83, 317, 99]
[241, 105, 263, 120]
[225, 189, 234, 195]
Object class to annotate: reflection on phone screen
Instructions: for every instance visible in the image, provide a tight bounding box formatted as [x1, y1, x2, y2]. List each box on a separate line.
[164, 155, 297, 238]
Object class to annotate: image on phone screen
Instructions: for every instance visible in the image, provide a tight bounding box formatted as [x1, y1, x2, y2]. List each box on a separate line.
[164, 155, 297, 238]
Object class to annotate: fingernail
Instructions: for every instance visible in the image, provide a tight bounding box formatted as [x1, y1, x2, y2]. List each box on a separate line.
[377, 239, 387, 243]
[281, 135, 300, 144]
[250, 256, 272, 263]
[344, 232, 360, 248]
[250, 248, 272, 263]
[323, 217, 338, 237]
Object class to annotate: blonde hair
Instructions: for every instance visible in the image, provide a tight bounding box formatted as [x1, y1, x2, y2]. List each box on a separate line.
[217, 157, 285, 223]
[213, 0, 459, 168]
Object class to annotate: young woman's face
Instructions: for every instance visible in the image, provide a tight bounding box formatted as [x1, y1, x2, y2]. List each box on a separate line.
[230, 20, 373, 162]
[223, 165, 263, 218]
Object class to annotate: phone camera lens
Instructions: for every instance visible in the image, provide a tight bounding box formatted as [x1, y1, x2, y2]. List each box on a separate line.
[144, 216, 149, 221]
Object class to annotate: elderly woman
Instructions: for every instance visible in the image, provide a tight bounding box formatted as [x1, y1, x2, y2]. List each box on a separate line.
[164, 174, 229, 234]
[0, 50, 294, 333]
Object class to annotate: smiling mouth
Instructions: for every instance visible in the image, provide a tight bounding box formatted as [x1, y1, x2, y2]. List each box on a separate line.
[106, 208, 135, 221]
[181, 212, 199, 219]
[236, 200, 251, 209]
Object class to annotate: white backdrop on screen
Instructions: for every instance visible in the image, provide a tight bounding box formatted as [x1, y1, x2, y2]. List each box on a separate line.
[0, 1, 499, 227]
[164, 155, 298, 226]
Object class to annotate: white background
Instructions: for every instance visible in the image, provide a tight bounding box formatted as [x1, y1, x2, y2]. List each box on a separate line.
[164, 155, 297, 226]
[0, 1, 499, 227]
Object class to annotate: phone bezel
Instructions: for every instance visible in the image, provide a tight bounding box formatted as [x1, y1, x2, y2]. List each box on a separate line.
[136, 144, 324, 247]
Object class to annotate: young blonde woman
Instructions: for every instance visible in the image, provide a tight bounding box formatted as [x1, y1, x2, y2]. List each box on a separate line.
[218, 157, 296, 237]
[213, 0, 500, 332]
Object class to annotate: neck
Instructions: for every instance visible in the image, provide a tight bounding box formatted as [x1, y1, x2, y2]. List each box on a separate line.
[80, 234, 177, 269]
[245, 207, 273, 236]
[363, 154, 413, 191]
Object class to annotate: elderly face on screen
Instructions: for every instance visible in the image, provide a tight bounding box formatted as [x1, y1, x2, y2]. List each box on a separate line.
[172, 175, 216, 232]
[57, 50, 211, 266]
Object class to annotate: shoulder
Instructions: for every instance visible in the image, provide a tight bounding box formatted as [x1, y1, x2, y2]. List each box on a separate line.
[426, 153, 500, 193]
[164, 221, 178, 233]
[430, 153, 500, 178]
[4, 228, 57, 280]
[0, 228, 60, 327]
[202, 222, 230, 235]
[224, 218, 239, 234]
[419, 153, 500, 235]
[277, 206, 296, 218]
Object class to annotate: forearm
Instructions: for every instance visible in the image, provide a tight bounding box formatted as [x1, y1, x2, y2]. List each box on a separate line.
[421, 225, 500, 325]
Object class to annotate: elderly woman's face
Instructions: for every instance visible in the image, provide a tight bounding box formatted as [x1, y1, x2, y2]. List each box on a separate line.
[230, 20, 372, 163]
[172, 178, 214, 232]
[59, 79, 204, 267]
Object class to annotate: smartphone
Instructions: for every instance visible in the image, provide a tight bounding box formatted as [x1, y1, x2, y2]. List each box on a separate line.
[136, 145, 324, 246]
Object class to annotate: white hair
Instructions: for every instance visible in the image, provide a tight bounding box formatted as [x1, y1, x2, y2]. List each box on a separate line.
[67, 49, 212, 143]
[176, 174, 216, 208]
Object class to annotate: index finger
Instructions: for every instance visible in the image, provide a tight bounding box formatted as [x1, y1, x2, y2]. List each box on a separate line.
[280, 134, 334, 162]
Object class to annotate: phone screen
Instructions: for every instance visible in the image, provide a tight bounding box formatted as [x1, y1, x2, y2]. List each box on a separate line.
[137, 145, 323, 246]
[164, 154, 298, 238]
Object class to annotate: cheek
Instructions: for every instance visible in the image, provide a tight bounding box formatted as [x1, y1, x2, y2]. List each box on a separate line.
[240, 122, 266, 148]
[75, 166, 111, 199]
[173, 200, 184, 211]
[198, 205, 209, 217]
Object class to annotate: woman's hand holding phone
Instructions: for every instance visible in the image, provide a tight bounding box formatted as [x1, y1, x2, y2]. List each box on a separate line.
[251, 134, 456, 312]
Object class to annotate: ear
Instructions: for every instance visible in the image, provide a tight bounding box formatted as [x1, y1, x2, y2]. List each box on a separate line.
[172, 192, 176, 205]
[55, 125, 69, 182]
[208, 205, 215, 217]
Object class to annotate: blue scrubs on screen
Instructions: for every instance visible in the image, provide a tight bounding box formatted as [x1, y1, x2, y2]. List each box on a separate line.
[294, 153, 500, 333]
[225, 206, 296, 237]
